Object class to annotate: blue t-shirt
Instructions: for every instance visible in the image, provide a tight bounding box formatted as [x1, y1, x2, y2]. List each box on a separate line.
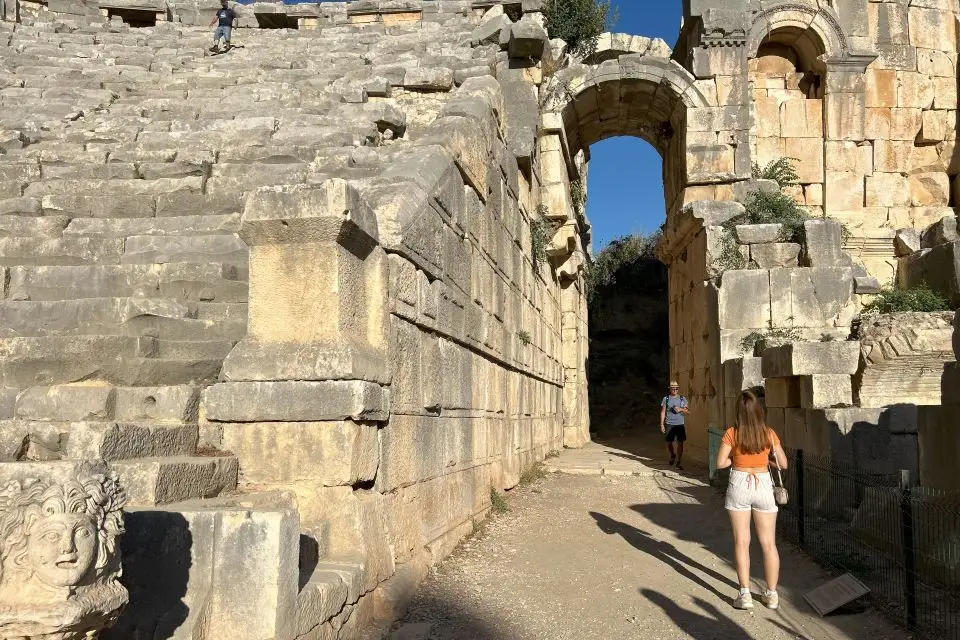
[662, 395, 687, 426]
[216, 8, 236, 26]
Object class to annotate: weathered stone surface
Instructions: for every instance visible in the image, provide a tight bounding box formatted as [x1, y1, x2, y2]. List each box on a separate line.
[203, 381, 389, 423]
[762, 342, 861, 378]
[718, 270, 771, 330]
[750, 242, 800, 268]
[921, 215, 959, 248]
[112, 456, 238, 506]
[734, 223, 782, 244]
[508, 16, 549, 60]
[854, 276, 882, 294]
[15, 384, 115, 421]
[895, 228, 921, 256]
[471, 13, 510, 46]
[799, 374, 853, 408]
[220, 421, 379, 485]
[900, 241, 960, 307]
[803, 220, 849, 267]
[111, 501, 299, 640]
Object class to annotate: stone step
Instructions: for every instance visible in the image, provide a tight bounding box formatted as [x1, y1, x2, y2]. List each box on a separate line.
[23, 176, 204, 198]
[0, 297, 246, 341]
[0, 336, 228, 386]
[63, 213, 241, 237]
[121, 234, 248, 265]
[0, 235, 125, 265]
[8, 262, 248, 302]
[65, 421, 199, 460]
[0, 214, 70, 237]
[112, 455, 238, 506]
[10, 383, 201, 423]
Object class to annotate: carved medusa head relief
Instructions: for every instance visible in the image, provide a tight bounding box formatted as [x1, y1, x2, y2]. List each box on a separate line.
[0, 464, 128, 640]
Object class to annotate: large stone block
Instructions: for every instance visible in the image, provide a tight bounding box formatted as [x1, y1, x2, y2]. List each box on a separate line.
[66, 422, 197, 460]
[765, 376, 801, 408]
[769, 267, 856, 329]
[108, 501, 299, 640]
[799, 374, 852, 408]
[803, 220, 849, 267]
[203, 380, 389, 423]
[900, 241, 960, 307]
[717, 270, 771, 330]
[220, 421, 379, 485]
[15, 384, 115, 421]
[762, 342, 861, 377]
[750, 243, 800, 268]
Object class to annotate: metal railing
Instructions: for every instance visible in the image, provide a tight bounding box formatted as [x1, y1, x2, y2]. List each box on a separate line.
[776, 449, 960, 639]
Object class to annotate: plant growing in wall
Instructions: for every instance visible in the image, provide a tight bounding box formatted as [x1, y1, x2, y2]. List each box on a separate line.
[752, 157, 800, 187]
[517, 330, 532, 346]
[543, 0, 618, 58]
[861, 284, 951, 314]
[530, 208, 558, 269]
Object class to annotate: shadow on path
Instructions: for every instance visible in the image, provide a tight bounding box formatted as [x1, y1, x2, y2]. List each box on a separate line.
[590, 511, 739, 600]
[641, 588, 755, 640]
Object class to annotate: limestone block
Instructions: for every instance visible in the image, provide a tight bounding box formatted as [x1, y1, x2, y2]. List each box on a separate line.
[854, 276, 882, 294]
[920, 215, 958, 248]
[799, 374, 852, 408]
[825, 141, 873, 175]
[470, 13, 510, 46]
[686, 144, 736, 184]
[731, 179, 779, 204]
[909, 6, 957, 52]
[498, 75, 538, 172]
[866, 68, 897, 107]
[918, 405, 960, 490]
[895, 228, 921, 256]
[735, 224, 782, 244]
[204, 381, 389, 423]
[762, 342, 861, 378]
[221, 421, 378, 485]
[769, 267, 856, 329]
[717, 270, 770, 330]
[112, 456, 238, 506]
[750, 243, 800, 268]
[765, 376, 801, 408]
[900, 241, 960, 307]
[781, 99, 822, 138]
[295, 569, 350, 636]
[910, 172, 950, 207]
[114, 385, 200, 423]
[919, 110, 949, 143]
[722, 356, 763, 396]
[15, 384, 114, 421]
[803, 220, 849, 267]
[404, 67, 454, 91]
[865, 173, 911, 207]
[824, 172, 865, 210]
[67, 422, 197, 460]
[111, 503, 299, 640]
[508, 16, 548, 60]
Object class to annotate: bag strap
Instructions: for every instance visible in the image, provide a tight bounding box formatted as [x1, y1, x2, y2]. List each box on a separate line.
[769, 430, 785, 487]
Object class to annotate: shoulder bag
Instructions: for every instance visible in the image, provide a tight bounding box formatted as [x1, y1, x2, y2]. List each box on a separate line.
[772, 453, 788, 506]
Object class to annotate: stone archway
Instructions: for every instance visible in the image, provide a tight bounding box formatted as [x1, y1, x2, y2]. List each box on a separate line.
[537, 50, 717, 447]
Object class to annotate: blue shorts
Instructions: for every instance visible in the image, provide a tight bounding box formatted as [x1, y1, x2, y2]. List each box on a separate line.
[214, 25, 232, 43]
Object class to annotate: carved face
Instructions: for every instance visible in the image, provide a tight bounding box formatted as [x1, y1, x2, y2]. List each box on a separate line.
[25, 513, 98, 588]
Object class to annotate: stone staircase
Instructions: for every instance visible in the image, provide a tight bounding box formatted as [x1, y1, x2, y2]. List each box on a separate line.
[0, 8, 497, 637]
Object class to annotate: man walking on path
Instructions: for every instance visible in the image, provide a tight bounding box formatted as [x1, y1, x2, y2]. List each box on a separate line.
[209, 0, 237, 53]
[660, 380, 689, 470]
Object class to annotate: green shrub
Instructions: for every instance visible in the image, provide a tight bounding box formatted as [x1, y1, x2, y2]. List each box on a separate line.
[543, 0, 617, 58]
[585, 231, 661, 302]
[530, 215, 553, 269]
[862, 284, 951, 314]
[569, 179, 586, 217]
[738, 189, 811, 242]
[752, 157, 800, 187]
[517, 330, 532, 346]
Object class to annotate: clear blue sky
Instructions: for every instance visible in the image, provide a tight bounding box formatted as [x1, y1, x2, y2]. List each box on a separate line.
[586, 1, 683, 250]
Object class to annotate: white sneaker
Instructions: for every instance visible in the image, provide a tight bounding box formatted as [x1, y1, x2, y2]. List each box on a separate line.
[733, 589, 754, 610]
[761, 589, 779, 610]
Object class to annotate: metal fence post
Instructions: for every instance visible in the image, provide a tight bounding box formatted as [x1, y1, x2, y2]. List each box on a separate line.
[900, 469, 917, 630]
[796, 449, 805, 548]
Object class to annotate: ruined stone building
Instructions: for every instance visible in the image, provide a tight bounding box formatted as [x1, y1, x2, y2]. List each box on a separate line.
[0, 0, 959, 638]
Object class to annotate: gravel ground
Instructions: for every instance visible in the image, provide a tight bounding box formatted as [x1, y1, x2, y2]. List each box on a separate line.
[375, 472, 910, 640]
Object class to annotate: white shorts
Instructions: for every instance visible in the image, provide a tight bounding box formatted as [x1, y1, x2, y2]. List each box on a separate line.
[725, 470, 778, 513]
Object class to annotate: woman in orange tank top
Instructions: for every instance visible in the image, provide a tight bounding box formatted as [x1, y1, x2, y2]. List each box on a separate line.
[715, 390, 789, 611]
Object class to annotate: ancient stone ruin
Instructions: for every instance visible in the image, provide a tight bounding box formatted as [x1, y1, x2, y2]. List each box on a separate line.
[0, 0, 959, 637]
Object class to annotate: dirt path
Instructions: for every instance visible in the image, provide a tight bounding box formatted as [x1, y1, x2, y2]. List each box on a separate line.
[376, 451, 909, 640]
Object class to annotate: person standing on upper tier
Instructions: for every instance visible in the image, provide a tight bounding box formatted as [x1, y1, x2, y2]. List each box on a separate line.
[660, 380, 689, 470]
[210, 0, 238, 53]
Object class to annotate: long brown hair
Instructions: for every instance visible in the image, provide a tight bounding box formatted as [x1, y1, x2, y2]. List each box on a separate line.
[733, 390, 770, 454]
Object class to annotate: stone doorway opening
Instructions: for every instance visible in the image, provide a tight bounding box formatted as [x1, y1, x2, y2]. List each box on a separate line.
[255, 12, 299, 29]
[105, 7, 157, 27]
[583, 138, 669, 442]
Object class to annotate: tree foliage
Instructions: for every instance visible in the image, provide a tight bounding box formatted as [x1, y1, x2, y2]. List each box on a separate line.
[585, 232, 662, 303]
[543, 0, 617, 58]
